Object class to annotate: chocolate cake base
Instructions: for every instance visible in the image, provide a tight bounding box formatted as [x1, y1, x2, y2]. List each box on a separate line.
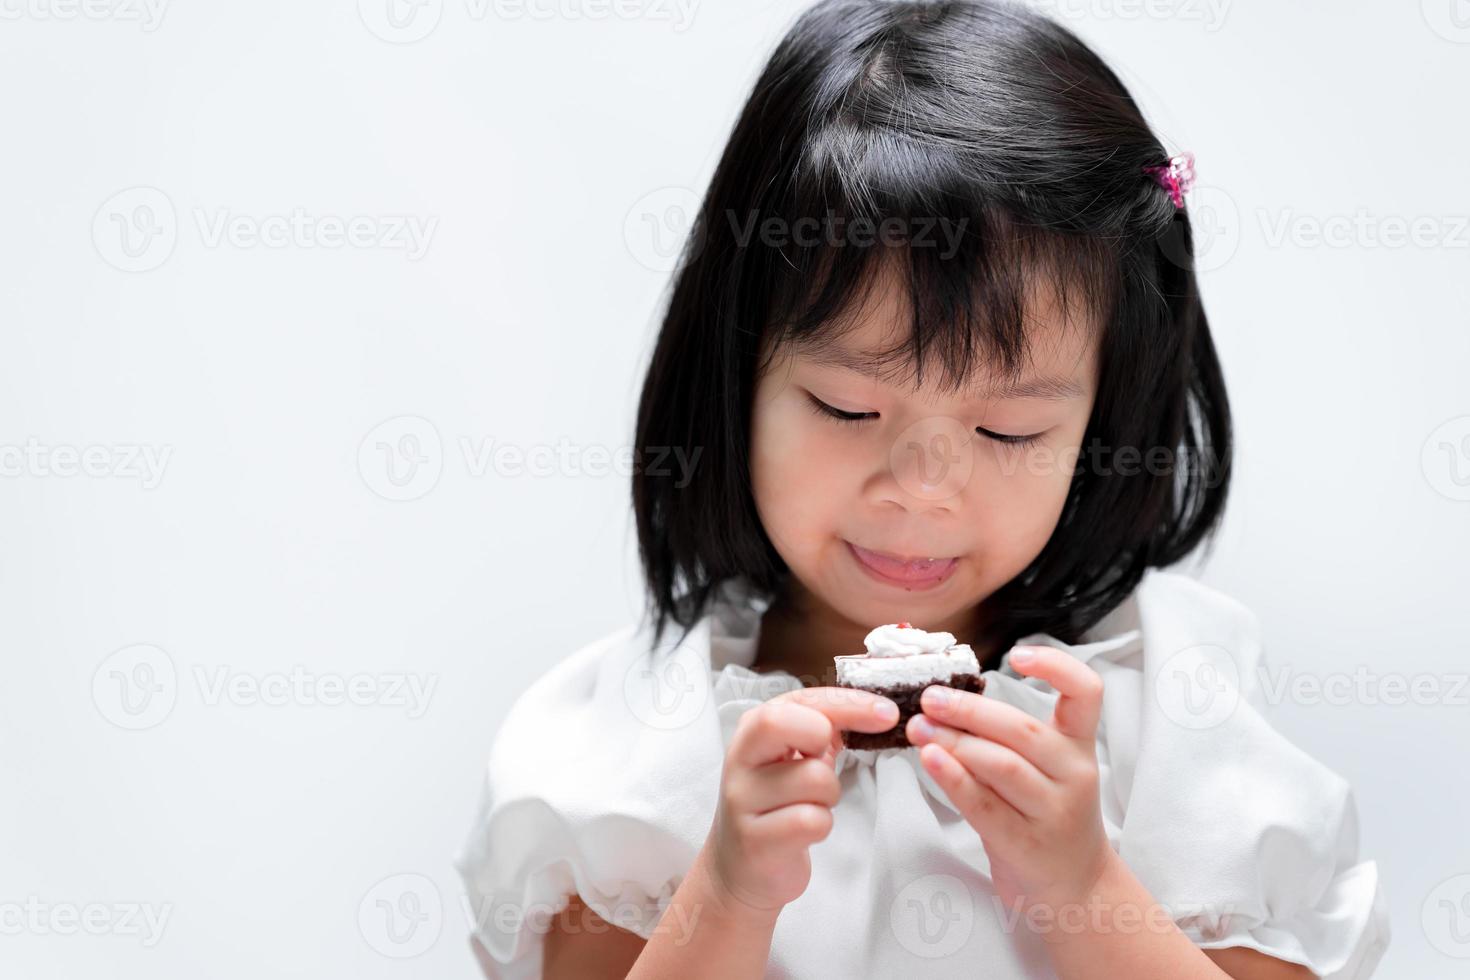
[838, 672, 985, 750]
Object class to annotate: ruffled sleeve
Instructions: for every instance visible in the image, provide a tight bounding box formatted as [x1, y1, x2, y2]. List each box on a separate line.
[1007, 569, 1391, 979]
[453, 586, 804, 979]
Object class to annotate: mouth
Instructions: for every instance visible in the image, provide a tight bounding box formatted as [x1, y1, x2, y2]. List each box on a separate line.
[844, 540, 959, 591]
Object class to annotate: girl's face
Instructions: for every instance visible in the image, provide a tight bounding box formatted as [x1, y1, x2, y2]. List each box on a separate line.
[750, 263, 1100, 639]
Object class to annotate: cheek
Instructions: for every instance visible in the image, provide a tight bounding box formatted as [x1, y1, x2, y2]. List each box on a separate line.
[978, 466, 1066, 540]
[751, 402, 854, 547]
[966, 435, 1084, 548]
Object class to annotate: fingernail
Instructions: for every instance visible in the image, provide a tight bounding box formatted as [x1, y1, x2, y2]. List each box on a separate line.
[922, 686, 951, 709]
[910, 715, 935, 739]
[1010, 646, 1037, 664]
[873, 698, 898, 720]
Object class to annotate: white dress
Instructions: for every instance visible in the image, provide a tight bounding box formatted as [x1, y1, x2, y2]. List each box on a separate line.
[454, 569, 1390, 979]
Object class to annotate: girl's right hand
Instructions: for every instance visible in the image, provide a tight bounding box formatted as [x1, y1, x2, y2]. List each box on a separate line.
[697, 687, 900, 920]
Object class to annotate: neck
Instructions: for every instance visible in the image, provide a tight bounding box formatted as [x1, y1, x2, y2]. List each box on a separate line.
[753, 578, 995, 686]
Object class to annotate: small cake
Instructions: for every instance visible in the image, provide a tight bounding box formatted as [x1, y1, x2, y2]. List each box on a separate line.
[834, 622, 984, 750]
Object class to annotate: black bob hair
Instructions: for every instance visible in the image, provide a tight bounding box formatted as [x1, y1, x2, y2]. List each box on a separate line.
[631, 0, 1232, 663]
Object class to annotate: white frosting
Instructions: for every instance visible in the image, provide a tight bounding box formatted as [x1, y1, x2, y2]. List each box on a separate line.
[862, 623, 956, 657]
[836, 624, 980, 687]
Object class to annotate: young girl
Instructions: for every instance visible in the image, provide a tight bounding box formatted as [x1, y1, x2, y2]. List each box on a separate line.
[457, 1, 1389, 977]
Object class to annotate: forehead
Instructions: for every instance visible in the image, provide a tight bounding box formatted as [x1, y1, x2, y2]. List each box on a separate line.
[787, 261, 1098, 403]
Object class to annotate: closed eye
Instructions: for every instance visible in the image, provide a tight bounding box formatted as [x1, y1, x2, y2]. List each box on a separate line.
[805, 393, 875, 426]
[807, 392, 1045, 446]
[977, 426, 1044, 448]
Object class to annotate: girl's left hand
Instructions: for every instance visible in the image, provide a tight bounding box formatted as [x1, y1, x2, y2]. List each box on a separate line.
[906, 645, 1115, 916]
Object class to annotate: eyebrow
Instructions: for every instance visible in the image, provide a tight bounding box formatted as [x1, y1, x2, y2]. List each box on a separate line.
[801, 346, 1087, 402]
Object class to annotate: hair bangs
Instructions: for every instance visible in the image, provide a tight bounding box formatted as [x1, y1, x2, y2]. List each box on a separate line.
[755, 167, 1121, 401]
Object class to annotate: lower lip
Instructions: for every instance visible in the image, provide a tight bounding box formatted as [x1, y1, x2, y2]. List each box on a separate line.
[845, 541, 959, 591]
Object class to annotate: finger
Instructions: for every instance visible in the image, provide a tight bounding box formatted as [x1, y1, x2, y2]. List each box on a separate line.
[748, 802, 834, 846]
[730, 702, 834, 768]
[773, 686, 900, 738]
[917, 743, 1030, 839]
[918, 685, 1070, 779]
[1006, 646, 1104, 739]
[734, 757, 841, 816]
[907, 715, 1050, 817]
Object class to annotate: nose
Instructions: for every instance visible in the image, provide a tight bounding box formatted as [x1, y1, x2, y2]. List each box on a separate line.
[869, 415, 975, 511]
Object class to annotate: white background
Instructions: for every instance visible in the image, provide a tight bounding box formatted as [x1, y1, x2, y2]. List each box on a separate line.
[1, 1, 1466, 976]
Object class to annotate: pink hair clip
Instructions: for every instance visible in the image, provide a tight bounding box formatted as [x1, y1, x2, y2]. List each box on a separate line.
[1143, 151, 1196, 209]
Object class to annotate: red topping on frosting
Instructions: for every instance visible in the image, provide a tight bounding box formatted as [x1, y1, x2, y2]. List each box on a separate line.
[896, 621, 912, 628]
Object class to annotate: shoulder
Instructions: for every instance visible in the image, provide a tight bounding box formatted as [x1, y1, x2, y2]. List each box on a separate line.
[1135, 567, 1261, 629]
[456, 614, 718, 971]
[495, 620, 647, 732]
[1092, 571, 1391, 978]
[1088, 568, 1265, 677]
[1067, 567, 1275, 721]
[480, 609, 726, 817]
[535, 618, 648, 687]
[473, 618, 663, 806]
